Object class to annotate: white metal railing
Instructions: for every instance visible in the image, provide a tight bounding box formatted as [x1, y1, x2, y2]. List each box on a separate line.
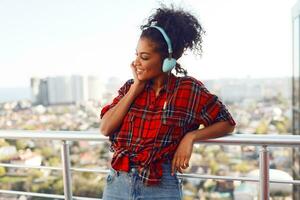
[1, 130, 300, 200]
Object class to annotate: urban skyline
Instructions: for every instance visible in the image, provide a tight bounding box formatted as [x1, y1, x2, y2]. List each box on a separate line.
[0, 75, 292, 105]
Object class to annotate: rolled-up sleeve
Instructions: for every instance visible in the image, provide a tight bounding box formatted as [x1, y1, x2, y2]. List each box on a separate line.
[100, 79, 133, 119]
[197, 85, 236, 127]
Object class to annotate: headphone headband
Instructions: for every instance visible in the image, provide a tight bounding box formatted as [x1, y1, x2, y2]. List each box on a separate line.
[150, 25, 173, 54]
[148, 25, 176, 72]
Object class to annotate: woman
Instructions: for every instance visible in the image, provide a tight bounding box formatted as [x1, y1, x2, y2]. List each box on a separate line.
[100, 4, 236, 200]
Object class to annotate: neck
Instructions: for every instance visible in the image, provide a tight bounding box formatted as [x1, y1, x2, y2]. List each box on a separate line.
[152, 73, 169, 92]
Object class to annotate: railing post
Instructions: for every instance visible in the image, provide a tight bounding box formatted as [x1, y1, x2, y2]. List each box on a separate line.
[61, 140, 73, 200]
[259, 145, 269, 200]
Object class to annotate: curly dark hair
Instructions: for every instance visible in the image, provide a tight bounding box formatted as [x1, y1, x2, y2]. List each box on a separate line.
[140, 4, 205, 76]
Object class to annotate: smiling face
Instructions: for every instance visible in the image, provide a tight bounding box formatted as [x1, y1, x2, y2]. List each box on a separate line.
[133, 37, 165, 81]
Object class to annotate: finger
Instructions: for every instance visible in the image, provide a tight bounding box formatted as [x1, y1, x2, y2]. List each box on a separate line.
[171, 157, 177, 176]
[177, 167, 183, 174]
[175, 156, 182, 172]
[179, 164, 185, 173]
[178, 156, 186, 169]
[181, 164, 189, 170]
[177, 157, 186, 174]
[185, 162, 190, 168]
[182, 158, 190, 169]
[131, 60, 135, 66]
[176, 157, 188, 173]
[131, 62, 135, 69]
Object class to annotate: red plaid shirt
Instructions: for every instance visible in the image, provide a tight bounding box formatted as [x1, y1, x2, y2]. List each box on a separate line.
[100, 74, 235, 185]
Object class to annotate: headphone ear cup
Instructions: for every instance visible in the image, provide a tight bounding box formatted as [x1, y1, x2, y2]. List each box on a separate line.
[162, 58, 177, 72]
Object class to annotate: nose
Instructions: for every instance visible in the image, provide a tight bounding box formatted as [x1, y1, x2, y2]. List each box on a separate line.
[134, 56, 140, 66]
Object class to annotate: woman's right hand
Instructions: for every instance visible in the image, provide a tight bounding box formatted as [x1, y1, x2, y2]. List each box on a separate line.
[100, 62, 146, 136]
[130, 61, 146, 94]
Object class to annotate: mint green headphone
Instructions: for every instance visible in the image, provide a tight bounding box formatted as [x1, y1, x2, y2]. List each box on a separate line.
[150, 25, 177, 72]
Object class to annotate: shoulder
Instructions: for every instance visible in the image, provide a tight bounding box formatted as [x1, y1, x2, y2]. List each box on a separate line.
[174, 76, 213, 98]
[177, 76, 206, 89]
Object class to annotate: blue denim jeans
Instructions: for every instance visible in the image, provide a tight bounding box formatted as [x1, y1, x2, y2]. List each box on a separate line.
[102, 163, 182, 200]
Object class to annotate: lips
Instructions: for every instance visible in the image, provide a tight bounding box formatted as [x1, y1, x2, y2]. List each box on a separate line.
[136, 69, 144, 74]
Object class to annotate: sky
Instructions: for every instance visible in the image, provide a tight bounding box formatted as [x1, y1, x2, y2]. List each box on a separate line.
[0, 0, 297, 88]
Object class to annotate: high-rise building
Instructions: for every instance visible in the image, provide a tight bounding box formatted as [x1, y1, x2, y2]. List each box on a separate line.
[40, 79, 49, 106]
[30, 78, 41, 104]
[88, 76, 104, 101]
[47, 76, 73, 105]
[71, 75, 88, 103]
[31, 78, 49, 106]
[292, 1, 300, 199]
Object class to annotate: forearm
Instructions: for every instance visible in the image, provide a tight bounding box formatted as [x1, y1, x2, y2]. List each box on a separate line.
[188, 121, 235, 142]
[100, 85, 142, 136]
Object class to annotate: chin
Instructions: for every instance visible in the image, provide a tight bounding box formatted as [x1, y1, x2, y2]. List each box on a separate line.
[137, 75, 149, 81]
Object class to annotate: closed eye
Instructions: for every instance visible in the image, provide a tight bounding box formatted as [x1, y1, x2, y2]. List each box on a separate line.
[135, 52, 150, 60]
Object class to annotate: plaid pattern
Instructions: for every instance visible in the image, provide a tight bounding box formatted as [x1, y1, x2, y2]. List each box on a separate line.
[100, 74, 236, 185]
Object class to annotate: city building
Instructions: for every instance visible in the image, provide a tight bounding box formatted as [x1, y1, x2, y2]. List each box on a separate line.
[30, 75, 104, 106]
[204, 78, 291, 104]
[87, 76, 105, 101]
[31, 78, 49, 106]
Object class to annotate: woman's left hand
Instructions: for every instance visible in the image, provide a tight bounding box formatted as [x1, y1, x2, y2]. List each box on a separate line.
[171, 131, 195, 175]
